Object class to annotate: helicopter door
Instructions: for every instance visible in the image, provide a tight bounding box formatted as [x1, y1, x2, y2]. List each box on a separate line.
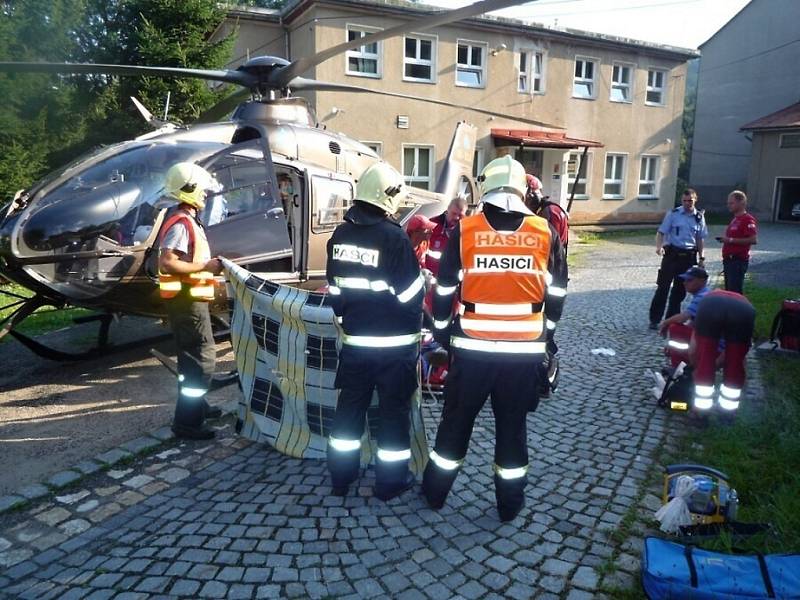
[201, 144, 293, 272]
[305, 174, 355, 278]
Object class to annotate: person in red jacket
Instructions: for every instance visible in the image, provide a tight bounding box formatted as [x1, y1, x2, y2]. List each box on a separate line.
[425, 195, 467, 277]
[526, 174, 569, 254]
[406, 214, 437, 268]
[719, 190, 758, 294]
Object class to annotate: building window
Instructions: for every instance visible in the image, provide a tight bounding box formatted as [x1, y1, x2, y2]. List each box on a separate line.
[779, 133, 800, 148]
[610, 63, 633, 103]
[472, 148, 484, 178]
[456, 40, 487, 88]
[361, 141, 382, 157]
[404, 34, 436, 83]
[646, 69, 666, 105]
[567, 152, 591, 199]
[402, 145, 434, 190]
[638, 156, 660, 198]
[573, 57, 596, 99]
[518, 50, 544, 93]
[603, 153, 626, 199]
[346, 25, 382, 77]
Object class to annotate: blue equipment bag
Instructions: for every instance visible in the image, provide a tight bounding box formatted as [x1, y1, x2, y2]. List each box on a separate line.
[642, 537, 800, 599]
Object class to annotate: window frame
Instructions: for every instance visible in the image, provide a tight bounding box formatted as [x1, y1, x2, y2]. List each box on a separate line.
[472, 147, 485, 179]
[573, 55, 598, 100]
[403, 33, 438, 84]
[646, 68, 667, 106]
[310, 176, 355, 233]
[638, 155, 661, 199]
[779, 133, 800, 148]
[518, 48, 546, 94]
[603, 152, 628, 200]
[610, 61, 634, 104]
[360, 141, 383, 157]
[345, 24, 383, 79]
[401, 144, 435, 190]
[566, 151, 592, 200]
[455, 39, 488, 89]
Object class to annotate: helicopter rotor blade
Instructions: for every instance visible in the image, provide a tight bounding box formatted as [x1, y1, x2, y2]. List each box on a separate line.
[195, 88, 251, 123]
[0, 62, 258, 88]
[290, 77, 562, 130]
[269, 0, 535, 88]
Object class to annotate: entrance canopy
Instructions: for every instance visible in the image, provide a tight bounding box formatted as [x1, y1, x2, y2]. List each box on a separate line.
[491, 128, 603, 149]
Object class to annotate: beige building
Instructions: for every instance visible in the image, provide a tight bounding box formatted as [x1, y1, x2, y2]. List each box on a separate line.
[219, 0, 697, 224]
[741, 102, 800, 222]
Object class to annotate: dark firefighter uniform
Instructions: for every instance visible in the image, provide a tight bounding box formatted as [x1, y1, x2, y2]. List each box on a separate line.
[325, 164, 424, 501]
[692, 290, 755, 414]
[422, 156, 568, 522]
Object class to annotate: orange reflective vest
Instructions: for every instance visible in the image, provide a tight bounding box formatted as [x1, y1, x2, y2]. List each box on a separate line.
[158, 212, 215, 301]
[459, 213, 551, 341]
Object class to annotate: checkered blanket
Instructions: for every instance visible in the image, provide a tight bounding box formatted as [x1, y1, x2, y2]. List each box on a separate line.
[224, 260, 429, 474]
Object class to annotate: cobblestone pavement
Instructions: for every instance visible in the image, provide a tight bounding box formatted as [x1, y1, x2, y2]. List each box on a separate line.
[0, 224, 795, 599]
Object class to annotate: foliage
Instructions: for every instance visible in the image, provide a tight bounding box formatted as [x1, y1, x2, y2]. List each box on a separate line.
[676, 58, 699, 203]
[0, 283, 90, 341]
[0, 0, 234, 203]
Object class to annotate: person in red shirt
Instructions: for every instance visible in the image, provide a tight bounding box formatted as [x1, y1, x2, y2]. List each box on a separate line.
[406, 214, 437, 268]
[719, 190, 758, 294]
[526, 174, 569, 254]
[425, 195, 467, 277]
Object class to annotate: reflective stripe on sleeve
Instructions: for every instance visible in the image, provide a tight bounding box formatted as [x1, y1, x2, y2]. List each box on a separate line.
[341, 333, 421, 348]
[376, 448, 411, 462]
[396, 274, 425, 303]
[328, 285, 342, 295]
[547, 286, 567, 298]
[493, 464, 529, 480]
[436, 284, 458, 296]
[451, 337, 546, 354]
[546, 319, 557, 331]
[433, 318, 451, 330]
[460, 318, 543, 333]
[429, 450, 463, 471]
[426, 250, 442, 260]
[329, 437, 361, 452]
[159, 281, 182, 291]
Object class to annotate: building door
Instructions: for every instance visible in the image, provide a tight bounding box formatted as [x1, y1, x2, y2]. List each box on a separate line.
[774, 178, 800, 222]
[514, 148, 544, 178]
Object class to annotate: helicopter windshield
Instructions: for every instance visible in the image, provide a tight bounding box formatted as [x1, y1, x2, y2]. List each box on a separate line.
[18, 140, 226, 299]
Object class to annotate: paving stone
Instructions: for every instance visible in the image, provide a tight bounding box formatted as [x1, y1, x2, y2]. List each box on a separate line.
[158, 467, 191, 483]
[170, 579, 201, 596]
[95, 448, 132, 466]
[572, 565, 600, 591]
[59, 519, 91, 537]
[541, 557, 575, 577]
[18, 484, 50, 500]
[36, 507, 71, 526]
[121, 437, 162, 455]
[72, 460, 104, 476]
[123, 475, 155, 489]
[150, 427, 176, 442]
[199, 580, 229, 598]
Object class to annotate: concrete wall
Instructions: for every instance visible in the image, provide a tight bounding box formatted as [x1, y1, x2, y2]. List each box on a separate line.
[219, 2, 692, 224]
[690, 0, 800, 212]
[747, 130, 800, 220]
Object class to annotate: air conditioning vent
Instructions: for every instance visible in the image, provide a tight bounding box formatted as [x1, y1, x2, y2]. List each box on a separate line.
[329, 141, 341, 155]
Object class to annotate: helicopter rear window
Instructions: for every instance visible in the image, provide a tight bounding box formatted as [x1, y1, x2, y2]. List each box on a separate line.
[204, 146, 277, 225]
[311, 177, 354, 233]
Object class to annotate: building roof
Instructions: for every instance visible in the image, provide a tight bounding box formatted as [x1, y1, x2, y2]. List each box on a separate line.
[741, 101, 800, 131]
[491, 128, 603, 149]
[230, 0, 699, 60]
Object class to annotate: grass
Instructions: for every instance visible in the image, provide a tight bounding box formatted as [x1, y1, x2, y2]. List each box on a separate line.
[0, 282, 90, 341]
[745, 282, 800, 340]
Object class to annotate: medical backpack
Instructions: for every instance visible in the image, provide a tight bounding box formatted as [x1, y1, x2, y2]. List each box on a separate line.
[770, 299, 800, 351]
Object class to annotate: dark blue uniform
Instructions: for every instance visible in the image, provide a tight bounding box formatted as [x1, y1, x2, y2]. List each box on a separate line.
[649, 206, 707, 325]
[325, 201, 424, 499]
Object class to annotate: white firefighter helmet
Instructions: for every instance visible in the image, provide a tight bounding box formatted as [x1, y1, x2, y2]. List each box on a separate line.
[355, 162, 408, 214]
[478, 156, 532, 214]
[164, 162, 214, 209]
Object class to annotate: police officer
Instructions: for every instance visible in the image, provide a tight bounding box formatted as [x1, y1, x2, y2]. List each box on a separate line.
[326, 162, 425, 501]
[159, 162, 223, 440]
[422, 156, 567, 522]
[648, 188, 708, 329]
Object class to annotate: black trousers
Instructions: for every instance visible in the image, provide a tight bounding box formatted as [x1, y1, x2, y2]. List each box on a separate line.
[165, 297, 216, 430]
[723, 257, 748, 294]
[328, 346, 418, 488]
[423, 351, 539, 515]
[649, 248, 697, 323]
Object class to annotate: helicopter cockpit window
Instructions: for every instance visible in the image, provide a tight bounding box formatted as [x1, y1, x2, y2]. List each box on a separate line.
[311, 177, 354, 233]
[203, 146, 277, 227]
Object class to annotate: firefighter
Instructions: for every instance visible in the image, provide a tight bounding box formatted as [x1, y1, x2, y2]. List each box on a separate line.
[690, 290, 755, 415]
[159, 162, 223, 440]
[648, 189, 708, 329]
[325, 162, 425, 501]
[422, 156, 567, 521]
[425, 194, 467, 277]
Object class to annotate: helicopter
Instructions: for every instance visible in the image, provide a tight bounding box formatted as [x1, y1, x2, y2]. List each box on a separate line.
[0, 0, 554, 361]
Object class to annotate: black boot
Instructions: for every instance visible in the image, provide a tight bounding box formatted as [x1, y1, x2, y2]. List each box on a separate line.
[327, 445, 360, 497]
[495, 474, 526, 522]
[173, 389, 214, 440]
[374, 459, 415, 501]
[172, 423, 215, 440]
[422, 462, 459, 509]
[203, 401, 222, 419]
